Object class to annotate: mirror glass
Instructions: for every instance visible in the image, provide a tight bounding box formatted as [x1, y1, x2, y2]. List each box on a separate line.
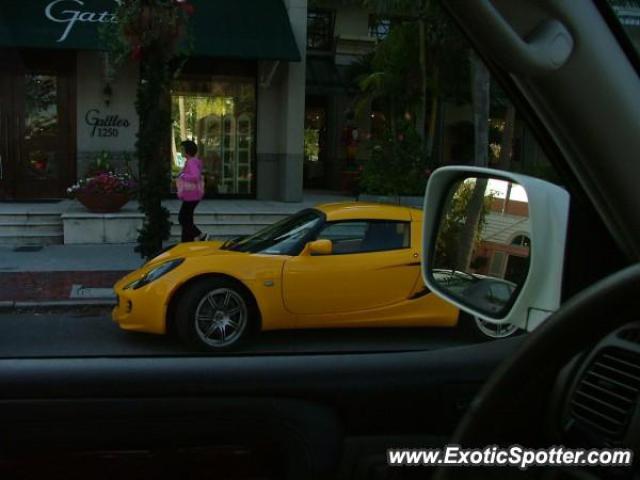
[431, 177, 530, 318]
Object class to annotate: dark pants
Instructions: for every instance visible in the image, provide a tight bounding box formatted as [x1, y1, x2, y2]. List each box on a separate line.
[178, 201, 202, 242]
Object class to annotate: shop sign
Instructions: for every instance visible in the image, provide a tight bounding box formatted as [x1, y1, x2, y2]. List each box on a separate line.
[45, 0, 121, 43]
[85, 109, 131, 138]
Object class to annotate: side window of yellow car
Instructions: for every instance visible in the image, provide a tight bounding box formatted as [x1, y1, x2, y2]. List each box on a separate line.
[317, 221, 410, 254]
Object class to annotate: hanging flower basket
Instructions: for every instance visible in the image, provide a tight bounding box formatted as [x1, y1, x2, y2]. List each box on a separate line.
[115, 1, 194, 61]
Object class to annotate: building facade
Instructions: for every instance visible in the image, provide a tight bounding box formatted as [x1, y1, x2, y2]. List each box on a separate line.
[4, 1, 631, 205]
[0, 0, 308, 202]
[304, 0, 377, 193]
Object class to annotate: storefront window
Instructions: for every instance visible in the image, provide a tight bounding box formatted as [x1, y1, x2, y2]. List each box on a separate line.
[303, 102, 327, 189]
[171, 77, 256, 196]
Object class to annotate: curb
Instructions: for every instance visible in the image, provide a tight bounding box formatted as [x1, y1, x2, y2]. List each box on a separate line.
[0, 301, 14, 311]
[0, 299, 116, 312]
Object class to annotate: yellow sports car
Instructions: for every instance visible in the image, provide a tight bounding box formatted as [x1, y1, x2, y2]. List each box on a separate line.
[113, 202, 462, 351]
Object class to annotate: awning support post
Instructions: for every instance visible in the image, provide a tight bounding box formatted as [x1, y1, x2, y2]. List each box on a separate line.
[259, 61, 281, 88]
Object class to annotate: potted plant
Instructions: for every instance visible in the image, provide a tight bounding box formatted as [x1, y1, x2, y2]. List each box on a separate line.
[68, 172, 138, 214]
[87, 151, 114, 177]
[108, 0, 195, 62]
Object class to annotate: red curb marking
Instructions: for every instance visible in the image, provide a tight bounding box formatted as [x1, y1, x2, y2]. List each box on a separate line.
[0, 271, 129, 302]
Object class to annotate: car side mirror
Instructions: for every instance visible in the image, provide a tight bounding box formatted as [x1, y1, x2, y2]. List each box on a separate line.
[307, 239, 333, 256]
[422, 166, 570, 332]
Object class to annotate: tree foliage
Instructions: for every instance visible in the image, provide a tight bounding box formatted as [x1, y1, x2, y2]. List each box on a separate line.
[355, 23, 422, 129]
[101, 0, 193, 259]
[352, 0, 473, 196]
[359, 120, 429, 196]
[434, 179, 492, 270]
[135, 54, 174, 260]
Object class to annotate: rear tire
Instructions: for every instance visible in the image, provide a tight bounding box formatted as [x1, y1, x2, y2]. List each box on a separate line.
[176, 278, 258, 352]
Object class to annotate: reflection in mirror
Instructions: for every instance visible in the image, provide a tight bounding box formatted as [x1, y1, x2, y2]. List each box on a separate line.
[431, 177, 530, 318]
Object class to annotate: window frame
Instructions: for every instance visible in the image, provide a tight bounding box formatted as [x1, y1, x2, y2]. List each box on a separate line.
[306, 8, 336, 52]
[313, 219, 412, 255]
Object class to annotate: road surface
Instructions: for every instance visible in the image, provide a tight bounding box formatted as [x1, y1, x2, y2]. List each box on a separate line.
[0, 308, 487, 357]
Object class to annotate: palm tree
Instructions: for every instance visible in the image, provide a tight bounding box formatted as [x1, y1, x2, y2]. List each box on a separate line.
[352, 27, 419, 136]
[361, 0, 476, 160]
[364, 0, 431, 140]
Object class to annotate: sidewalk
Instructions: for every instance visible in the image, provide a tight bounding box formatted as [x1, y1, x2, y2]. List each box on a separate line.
[0, 192, 356, 307]
[0, 244, 143, 307]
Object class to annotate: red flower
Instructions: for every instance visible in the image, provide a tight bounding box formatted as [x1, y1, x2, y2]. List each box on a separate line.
[131, 44, 142, 61]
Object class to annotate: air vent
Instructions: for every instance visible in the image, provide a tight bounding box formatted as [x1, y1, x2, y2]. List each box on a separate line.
[619, 327, 640, 345]
[569, 348, 640, 441]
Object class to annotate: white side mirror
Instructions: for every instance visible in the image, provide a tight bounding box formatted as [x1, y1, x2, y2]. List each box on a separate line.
[422, 166, 570, 332]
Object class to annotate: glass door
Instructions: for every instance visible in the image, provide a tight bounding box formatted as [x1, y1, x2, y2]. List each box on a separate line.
[0, 52, 16, 200]
[303, 99, 328, 189]
[236, 114, 253, 194]
[221, 113, 236, 194]
[0, 50, 75, 200]
[0, 73, 9, 200]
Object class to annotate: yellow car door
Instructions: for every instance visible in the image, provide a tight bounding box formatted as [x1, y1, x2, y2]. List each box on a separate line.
[282, 220, 420, 315]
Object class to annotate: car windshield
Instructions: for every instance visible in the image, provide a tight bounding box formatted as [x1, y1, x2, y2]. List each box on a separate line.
[223, 210, 323, 255]
[432, 269, 478, 295]
[0, 0, 592, 357]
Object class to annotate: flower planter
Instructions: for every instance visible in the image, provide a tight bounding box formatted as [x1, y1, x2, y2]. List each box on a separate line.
[76, 192, 131, 214]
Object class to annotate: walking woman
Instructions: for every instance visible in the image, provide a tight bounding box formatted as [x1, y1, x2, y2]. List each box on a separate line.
[177, 140, 208, 242]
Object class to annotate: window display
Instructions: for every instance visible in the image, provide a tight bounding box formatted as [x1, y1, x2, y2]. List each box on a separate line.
[171, 77, 256, 196]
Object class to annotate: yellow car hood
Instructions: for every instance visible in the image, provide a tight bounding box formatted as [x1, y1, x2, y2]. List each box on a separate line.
[115, 241, 247, 290]
[150, 241, 243, 264]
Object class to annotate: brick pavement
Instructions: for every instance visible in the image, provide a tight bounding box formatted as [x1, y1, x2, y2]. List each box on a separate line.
[0, 271, 128, 302]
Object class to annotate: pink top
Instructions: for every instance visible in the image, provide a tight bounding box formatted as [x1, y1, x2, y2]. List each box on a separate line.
[178, 156, 204, 201]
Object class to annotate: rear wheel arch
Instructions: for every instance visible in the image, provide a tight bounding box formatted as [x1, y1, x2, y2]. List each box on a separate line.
[166, 273, 262, 335]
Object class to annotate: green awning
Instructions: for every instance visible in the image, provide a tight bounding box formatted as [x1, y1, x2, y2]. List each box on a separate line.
[0, 0, 301, 61]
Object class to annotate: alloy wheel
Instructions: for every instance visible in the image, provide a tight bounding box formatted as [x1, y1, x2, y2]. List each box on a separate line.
[474, 316, 519, 339]
[194, 288, 248, 348]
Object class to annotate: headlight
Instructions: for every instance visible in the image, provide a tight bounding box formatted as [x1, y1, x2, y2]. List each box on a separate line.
[124, 259, 185, 290]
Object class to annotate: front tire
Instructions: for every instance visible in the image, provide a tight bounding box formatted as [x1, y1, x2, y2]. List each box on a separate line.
[176, 278, 257, 352]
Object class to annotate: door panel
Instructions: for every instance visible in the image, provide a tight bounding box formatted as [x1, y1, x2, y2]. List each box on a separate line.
[0, 50, 75, 199]
[0, 56, 14, 199]
[0, 85, 6, 199]
[17, 73, 62, 197]
[282, 249, 419, 315]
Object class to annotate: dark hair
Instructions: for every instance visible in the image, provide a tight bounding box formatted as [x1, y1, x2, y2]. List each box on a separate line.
[180, 140, 198, 157]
